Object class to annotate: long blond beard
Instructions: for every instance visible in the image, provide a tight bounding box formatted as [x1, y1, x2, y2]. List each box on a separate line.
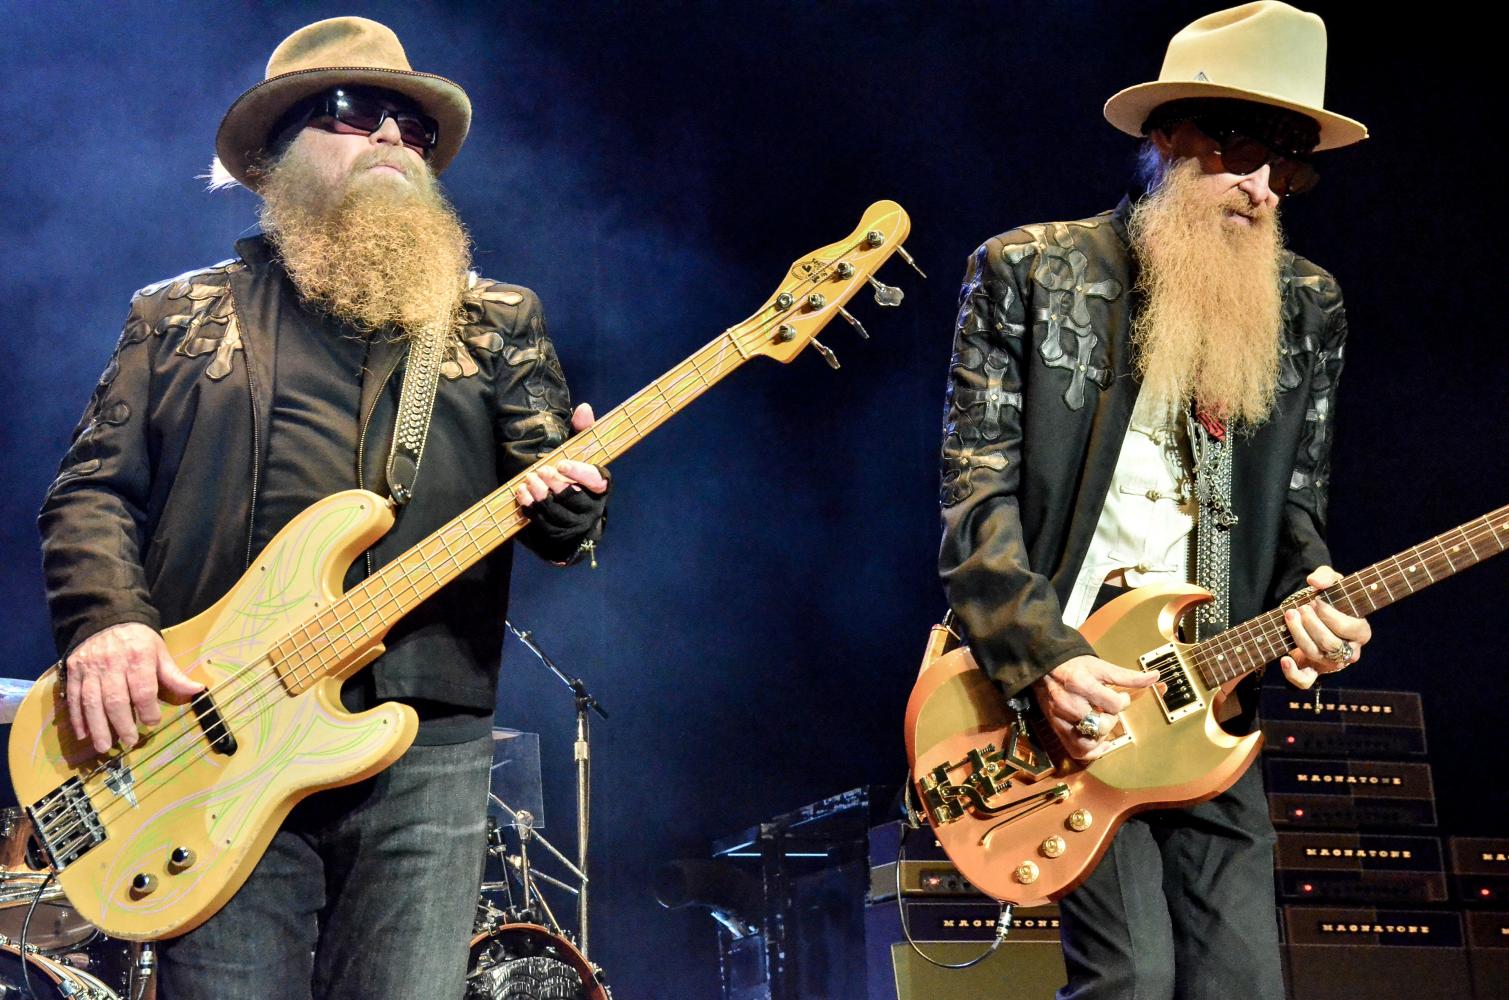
[1127, 157, 1285, 427]
[257, 140, 471, 337]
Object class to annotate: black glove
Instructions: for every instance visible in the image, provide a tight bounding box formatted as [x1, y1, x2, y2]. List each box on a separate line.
[521, 467, 610, 561]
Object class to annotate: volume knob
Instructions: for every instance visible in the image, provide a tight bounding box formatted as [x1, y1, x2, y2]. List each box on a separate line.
[130, 873, 158, 897]
[1013, 860, 1040, 885]
[1066, 809, 1093, 832]
[169, 847, 197, 872]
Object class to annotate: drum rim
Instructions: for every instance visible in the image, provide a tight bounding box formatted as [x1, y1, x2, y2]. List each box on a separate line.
[467, 922, 607, 1000]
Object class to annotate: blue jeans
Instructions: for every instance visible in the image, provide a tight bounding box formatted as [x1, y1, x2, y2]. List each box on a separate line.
[1055, 763, 1285, 1000]
[157, 735, 493, 1000]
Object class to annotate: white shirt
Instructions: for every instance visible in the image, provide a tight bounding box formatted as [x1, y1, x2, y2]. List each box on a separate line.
[1062, 397, 1197, 628]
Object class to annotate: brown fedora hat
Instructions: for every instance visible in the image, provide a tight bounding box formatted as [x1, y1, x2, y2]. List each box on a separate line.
[214, 16, 471, 190]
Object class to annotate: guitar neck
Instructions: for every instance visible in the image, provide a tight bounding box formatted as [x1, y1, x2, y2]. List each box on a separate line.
[1193, 504, 1509, 687]
[269, 331, 752, 685]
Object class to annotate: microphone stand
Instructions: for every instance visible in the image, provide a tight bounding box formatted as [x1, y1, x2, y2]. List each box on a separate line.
[505, 620, 609, 960]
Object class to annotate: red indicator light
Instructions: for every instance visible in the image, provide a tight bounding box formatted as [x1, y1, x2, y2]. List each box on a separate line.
[1481, 888, 1492, 898]
[1293, 808, 1305, 818]
[1302, 883, 1314, 893]
[1285, 736, 1296, 745]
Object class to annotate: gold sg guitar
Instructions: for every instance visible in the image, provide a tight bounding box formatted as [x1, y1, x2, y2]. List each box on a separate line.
[905, 505, 1507, 905]
[10, 201, 917, 941]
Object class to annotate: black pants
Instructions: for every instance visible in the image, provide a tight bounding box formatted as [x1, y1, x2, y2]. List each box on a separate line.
[1055, 763, 1284, 1000]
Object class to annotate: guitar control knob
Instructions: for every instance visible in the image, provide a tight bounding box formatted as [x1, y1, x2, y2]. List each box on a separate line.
[775, 292, 795, 309]
[865, 230, 884, 247]
[1039, 836, 1067, 859]
[169, 847, 196, 872]
[1066, 809, 1093, 832]
[807, 293, 826, 309]
[835, 262, 855, 279]
[1013, 861, 1040, 885]
[131, 873, 158, 897]
[775, 325, 797, 343]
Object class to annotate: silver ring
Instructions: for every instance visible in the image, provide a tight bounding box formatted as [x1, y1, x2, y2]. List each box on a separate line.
[1324, 641, 1353, 665]
[1075, 714, 1103, 740]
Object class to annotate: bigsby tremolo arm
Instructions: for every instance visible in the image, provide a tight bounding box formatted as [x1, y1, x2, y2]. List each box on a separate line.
[916, 701, 1053, 825]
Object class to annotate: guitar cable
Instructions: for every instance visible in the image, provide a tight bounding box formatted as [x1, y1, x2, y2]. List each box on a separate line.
[895, 779, 1013, 970]
[17, 870, 56, 1000]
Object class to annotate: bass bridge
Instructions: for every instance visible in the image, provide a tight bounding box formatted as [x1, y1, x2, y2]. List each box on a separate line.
[915, 710, 1054, 826]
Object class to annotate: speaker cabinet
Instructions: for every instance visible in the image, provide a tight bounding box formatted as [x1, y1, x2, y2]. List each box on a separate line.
[864, 901, 1064, 1000]
[1281, 906, 1471, 1000]
[1466, 912, 1509, 1000]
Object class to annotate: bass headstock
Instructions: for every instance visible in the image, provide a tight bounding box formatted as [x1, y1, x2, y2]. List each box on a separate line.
[729, 200, 920, 368]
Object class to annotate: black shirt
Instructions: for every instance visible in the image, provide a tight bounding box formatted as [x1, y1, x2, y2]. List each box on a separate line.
[254, 306, 491, 746]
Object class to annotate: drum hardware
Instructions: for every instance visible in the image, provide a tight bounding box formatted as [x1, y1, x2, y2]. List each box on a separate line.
[484, 808, 578, 949]
[1, 940, 123, 999]
[466, 923, 610, 1000]
[504, 620, 607, 960]
[473, 816, 610, 999]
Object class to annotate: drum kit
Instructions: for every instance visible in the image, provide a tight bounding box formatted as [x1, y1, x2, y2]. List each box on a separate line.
[0, 624, 613, 1000]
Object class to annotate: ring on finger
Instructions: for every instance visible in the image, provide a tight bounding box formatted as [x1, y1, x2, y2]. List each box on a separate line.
[1074, 714, 1103, 740]
[1324, 641, 1353, 665]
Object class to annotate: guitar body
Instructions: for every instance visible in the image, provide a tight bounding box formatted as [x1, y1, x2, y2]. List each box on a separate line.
[8, 490, 419, 940]
[905, 584, 1261, 906]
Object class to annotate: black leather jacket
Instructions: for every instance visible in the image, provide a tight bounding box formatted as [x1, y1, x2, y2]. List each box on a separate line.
[39, 235, 604, 711]
[940, 199, 1345, 697]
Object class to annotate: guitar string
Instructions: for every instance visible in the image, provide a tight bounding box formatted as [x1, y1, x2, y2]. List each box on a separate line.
[1192, 516, 1504, 686]
[62, 341, 742, 839]
[1188, 511, 1507, 686]
[1193, 512, 1507, 683]
[1208, 513, 1507, 681]
[51, 235, 885, 842]
[48, 345, 737, 844]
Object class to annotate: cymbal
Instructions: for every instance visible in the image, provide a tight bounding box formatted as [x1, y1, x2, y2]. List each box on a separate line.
[0, 678, 34, 725]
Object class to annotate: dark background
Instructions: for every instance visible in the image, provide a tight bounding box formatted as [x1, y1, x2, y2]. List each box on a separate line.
[3, 2, 1505, 995]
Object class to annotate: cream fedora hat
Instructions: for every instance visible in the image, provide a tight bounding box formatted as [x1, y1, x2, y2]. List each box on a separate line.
[1103, 1, 1367, 151]
[214, 16, 471, 189]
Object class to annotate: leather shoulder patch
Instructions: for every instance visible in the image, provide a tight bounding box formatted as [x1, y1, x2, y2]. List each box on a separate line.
[133, 259, 248, 381]
[448, 274, 536, 379]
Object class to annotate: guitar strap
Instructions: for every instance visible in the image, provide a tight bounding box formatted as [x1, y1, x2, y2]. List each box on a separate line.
[383, 321, 448, 506]
[1188, 409, 1237, 639]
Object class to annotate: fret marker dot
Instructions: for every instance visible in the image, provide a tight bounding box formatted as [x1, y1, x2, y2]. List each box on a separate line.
[1409, 565, 1417, 572]
[1369, 584, 1377, 591]
[1217, 653, 1225, 661]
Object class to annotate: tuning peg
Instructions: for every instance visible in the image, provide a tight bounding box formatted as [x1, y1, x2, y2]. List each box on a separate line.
[896, 245, 927, 280]
[869, 276, 904, 308]
[811, 338, 841, 369]
[838, 307, 869, 340]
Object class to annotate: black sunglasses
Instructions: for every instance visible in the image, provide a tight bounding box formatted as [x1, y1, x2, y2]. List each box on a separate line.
[1190, 120, 1319, 197]
[298, 87, 439, 158]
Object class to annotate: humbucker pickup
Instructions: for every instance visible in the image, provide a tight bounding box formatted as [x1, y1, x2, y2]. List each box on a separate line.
[1141, 643, 1204, 722]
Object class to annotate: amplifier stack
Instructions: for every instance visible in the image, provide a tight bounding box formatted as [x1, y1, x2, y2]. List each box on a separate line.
[686, 687, 1503, 999]
[1261, 685, 1503, 999]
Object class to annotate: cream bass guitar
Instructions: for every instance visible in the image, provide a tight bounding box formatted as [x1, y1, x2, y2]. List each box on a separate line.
[905, 505, 1507, 905]
[10, 201, 917, 940]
